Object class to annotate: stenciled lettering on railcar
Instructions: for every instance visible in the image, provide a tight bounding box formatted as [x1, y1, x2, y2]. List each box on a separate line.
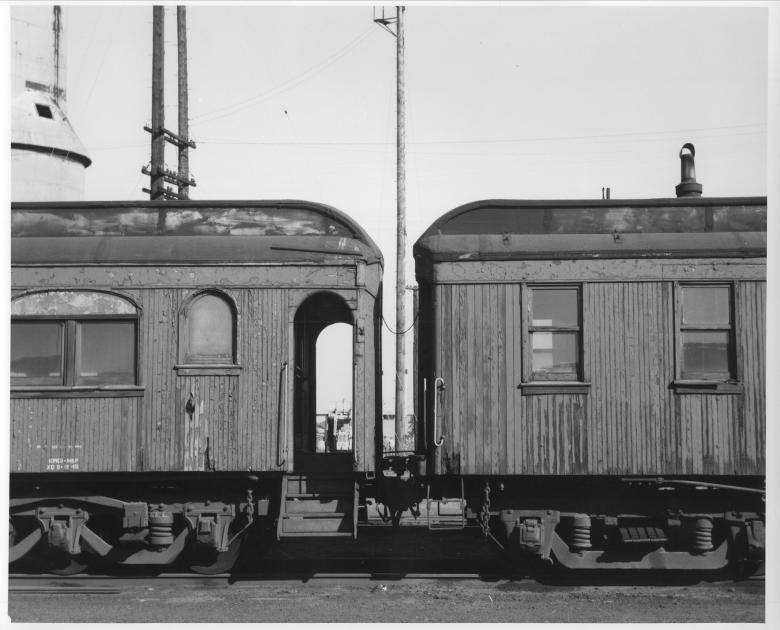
[45, 457, 80, 471]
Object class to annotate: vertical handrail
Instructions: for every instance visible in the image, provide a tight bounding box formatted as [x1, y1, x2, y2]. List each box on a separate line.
[422, 378, 428, 450]
[433, 377, 445, 447]
[277, 362, 288, 467]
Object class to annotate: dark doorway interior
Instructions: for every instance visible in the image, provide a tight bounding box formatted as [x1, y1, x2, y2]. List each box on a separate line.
[293, 293, 354, 473]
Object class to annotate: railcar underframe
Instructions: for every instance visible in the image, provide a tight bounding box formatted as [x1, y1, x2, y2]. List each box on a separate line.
[9, 468, 765, 575]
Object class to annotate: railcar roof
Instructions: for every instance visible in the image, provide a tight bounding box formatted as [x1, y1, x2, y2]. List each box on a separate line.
[12, 200, 383, 266]
[414, 197, 766, 261]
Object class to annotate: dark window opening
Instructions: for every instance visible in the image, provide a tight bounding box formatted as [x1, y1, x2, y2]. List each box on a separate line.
[35, 103, 53, 119]
[77, 321, 137, 385]
[11, 291, 139, 389]
[11, 321, 64, 386]
[11, 319, 137, 387]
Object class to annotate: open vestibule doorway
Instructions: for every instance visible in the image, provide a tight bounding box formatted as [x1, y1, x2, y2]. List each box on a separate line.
[292, 292, 354, 473]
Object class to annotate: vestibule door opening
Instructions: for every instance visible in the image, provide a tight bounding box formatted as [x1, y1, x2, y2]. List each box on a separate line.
[293, 293, 354, 472]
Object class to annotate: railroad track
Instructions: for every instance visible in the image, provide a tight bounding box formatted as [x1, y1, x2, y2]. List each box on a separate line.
[9, 567, 764, 591]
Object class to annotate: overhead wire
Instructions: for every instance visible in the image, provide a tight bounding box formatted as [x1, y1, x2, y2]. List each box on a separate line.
[80, 10, 120, 119]
[194, 122, 766, 147]
[191, 26, 378, 125]
[70, 7, 102, 112]
[382, 311, 418, 336]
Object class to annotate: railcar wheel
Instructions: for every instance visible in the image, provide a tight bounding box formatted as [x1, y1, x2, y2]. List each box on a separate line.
[188, 534, 244, 575]
[43, 551, 89, 576]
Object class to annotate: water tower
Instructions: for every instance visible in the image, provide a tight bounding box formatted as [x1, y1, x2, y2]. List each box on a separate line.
[11, 5, 91, 201]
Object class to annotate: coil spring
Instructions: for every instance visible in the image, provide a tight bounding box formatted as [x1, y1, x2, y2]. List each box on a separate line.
[570, 514, 592, 550]
[148, 510, 174, 547]
[692, 517, 714, 552]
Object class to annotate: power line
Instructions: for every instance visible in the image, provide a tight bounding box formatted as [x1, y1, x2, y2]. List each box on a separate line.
[191, 26, 377, 125]
[382, 312, 418, 336]
[85, 125, 762, 154]
[194, 122, 766, 147]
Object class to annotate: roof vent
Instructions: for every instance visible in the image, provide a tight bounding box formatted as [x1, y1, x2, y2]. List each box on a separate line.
[675, 143, 702, 197]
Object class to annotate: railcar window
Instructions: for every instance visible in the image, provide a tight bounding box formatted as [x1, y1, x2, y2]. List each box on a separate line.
[679, 285, 734, 380]
[77, 321, 137, 385]
[183, 292, 235, 364]
[11, 290, 139, 389]
[11, 321, 64, 386]
[529, 287, 581, 381]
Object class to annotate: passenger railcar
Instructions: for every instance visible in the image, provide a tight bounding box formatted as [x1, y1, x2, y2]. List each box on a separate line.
[9, 148, 766, 576]
[10, 200, 383, 573]
[413, 151, 766, 571]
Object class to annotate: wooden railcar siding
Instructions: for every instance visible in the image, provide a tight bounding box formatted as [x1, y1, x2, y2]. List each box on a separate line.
[736, 281, 766, 472]
[432, 280, 765, 476]
[11, 280, 379, 473]
[11, 397, 139, 472]
[351, 287, 378, 471]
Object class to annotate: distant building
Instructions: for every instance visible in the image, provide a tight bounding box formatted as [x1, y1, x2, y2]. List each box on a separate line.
[11, 6, 91, 201]
[382, 413, 416, 453]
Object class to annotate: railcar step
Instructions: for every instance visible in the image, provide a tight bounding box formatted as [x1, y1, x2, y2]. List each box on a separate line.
[284, 498, 351, 514]
[285, 477, 355, 496]
[277, 473, 358, 539]
[286, 493, 354, 500]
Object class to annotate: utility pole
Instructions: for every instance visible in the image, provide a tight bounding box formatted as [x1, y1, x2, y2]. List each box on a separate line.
[52, 6, 62, 105]
[177, 6, 190, 199]
[143, 5, 196, 200]
[149, 5, 165, 200]
[395, 6, 407, 451]
[410, 284, 419, 451]
[375, 6, 407, 451]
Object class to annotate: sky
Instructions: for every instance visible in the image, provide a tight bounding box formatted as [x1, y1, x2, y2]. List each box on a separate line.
[7, 1, 776, 415]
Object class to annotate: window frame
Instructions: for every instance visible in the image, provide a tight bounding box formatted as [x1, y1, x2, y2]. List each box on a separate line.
[11, 291, 143, 397]
[672, 281, 742, 394]
[175, 289, 241, 375]
[519, 283, 590, 395]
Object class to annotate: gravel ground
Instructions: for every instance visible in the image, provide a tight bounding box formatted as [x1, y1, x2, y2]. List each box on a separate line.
[7, 576, 765, 623]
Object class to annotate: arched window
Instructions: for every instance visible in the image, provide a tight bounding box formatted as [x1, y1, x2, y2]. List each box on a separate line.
[181, 292, 236, 365]
[11, 290, 138, 388]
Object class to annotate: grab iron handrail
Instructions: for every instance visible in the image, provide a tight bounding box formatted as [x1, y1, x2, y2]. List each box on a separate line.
[433, 377, 446, 447]
[277, 362, 288, 467]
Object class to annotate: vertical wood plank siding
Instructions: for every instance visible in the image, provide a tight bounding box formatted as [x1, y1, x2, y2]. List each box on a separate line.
[434, 281, 765, 476]
[11, 397, 138, 473]
[11, 283, 378, 473]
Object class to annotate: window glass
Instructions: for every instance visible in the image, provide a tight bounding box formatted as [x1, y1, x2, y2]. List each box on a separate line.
[78, 321, 136, 385]
[11, 291, 136, 316]
[681, 331, 731, 378]
[532, 288, 578, 327]
[532, 331, 579, 376]
[186, 294, 233, 361]
[681, 286, 730, 326]
[11, 321, 63, 385]
[11, 291, 139, 389]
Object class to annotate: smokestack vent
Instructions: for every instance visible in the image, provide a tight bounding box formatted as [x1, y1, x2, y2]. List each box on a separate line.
[675, 142, 703, 197]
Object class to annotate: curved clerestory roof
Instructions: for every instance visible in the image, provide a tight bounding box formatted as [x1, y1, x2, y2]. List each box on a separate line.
[414, 197, 766, 263]
[12, 200, 383, 266]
